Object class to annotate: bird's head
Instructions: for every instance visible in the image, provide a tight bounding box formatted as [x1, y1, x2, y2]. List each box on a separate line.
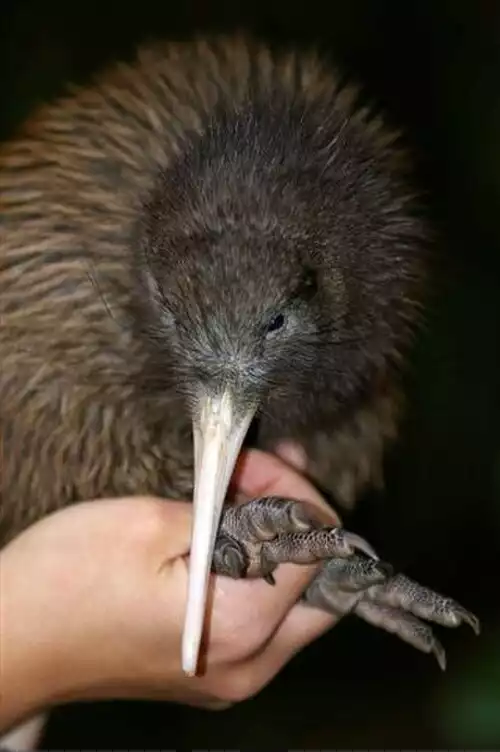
[131, 93, 427, 675]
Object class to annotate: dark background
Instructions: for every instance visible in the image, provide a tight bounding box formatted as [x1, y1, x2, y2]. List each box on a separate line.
[1, 0, 499, 748]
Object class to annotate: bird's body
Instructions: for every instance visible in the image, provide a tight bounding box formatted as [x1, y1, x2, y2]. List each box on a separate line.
[0, 36, 417, 542]
[0, 35, 477, 676]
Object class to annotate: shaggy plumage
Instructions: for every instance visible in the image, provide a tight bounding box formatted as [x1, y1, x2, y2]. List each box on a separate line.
[0, 36, 423, 543]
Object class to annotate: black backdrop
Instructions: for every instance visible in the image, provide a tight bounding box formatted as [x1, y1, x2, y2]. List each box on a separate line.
[1, 0, 499, 747]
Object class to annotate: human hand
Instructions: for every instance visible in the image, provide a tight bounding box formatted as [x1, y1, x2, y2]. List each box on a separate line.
[0, 449, 340, 730]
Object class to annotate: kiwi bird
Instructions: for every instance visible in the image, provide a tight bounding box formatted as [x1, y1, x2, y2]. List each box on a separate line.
[0, 35, 479, 677]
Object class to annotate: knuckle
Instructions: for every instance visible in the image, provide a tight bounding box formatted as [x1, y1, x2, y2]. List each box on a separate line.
[215, 671, 262, 704]
[129, 497, 167, 537]
[129, 496, 189, 543]
[222, 622, 271, 664]
[205, 699, 235, 711]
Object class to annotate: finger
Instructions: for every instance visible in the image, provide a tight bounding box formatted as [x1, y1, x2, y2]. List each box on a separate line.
[205, 555, 335, 667]
[232, 448, 318, 498]
[258, 601, 337, 677]
[214, 601, 338, 702]
[273, 441, 308, 473]
[275, 598, 339, 651]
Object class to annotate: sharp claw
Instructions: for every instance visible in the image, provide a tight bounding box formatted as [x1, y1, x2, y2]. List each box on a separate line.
[289, 502, 323, 531]
[433, 639, 447, 671]
[377, 560, 395, 579]
[264, 572, 276, 585]
[344, 531, 379, 560]
[460, 608, 480, 635]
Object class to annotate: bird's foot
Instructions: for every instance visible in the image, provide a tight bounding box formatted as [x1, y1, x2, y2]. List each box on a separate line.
[213, 495, 386, 585]
[213, 496, 480, 668]
[304, 566, 479, 670]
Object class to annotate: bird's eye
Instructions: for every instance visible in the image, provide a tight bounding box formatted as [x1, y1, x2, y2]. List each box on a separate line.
[265, 313, 285, 336]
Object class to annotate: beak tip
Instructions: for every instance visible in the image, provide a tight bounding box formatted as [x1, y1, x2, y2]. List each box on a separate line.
[182, 658, 197, 677]
[182, 634, 200, 677]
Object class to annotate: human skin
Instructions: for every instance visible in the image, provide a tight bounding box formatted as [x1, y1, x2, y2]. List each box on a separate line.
[0, 449, 338, 732]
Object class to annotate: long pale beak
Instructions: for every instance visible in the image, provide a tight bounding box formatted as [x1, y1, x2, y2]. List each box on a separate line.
[182, 389, 256, 676]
